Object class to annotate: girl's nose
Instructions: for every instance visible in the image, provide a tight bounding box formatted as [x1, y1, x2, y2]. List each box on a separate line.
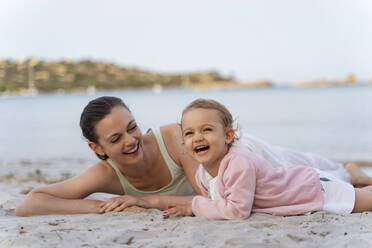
[193, 132, 204, 142]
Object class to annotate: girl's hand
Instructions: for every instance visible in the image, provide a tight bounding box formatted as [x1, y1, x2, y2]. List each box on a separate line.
[166, 203, 193, 217]
[99, 195, 143, 213]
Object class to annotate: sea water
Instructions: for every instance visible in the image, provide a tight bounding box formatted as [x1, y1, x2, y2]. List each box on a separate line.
[1, 86, 371, 164]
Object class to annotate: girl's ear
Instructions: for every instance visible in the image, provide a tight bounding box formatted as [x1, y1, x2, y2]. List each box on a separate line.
[225, 128, 235, 145]
[88, 141, 106, 157]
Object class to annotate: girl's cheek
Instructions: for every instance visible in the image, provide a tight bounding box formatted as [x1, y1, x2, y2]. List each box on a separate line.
[185, 140, 193, 153]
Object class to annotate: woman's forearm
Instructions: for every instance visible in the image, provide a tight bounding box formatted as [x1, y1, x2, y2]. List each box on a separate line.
[138, 195, 195, 210]
[15, 192, 103, 217]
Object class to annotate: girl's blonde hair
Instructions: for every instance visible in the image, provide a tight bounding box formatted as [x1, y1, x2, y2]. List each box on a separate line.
[182, 98, 239, 144]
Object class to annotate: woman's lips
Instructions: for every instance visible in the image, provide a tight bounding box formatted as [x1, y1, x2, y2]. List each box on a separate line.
[123, 143, 139, 155]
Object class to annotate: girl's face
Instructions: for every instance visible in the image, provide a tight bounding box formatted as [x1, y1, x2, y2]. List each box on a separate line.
[90, 106, 144, 166]
[181, 108, 234, 170]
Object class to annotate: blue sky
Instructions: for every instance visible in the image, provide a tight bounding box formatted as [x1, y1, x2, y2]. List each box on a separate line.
[0, 0, 371, 84]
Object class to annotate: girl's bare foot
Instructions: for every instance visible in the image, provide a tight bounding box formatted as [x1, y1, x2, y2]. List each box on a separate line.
[345, 162, 372, 187]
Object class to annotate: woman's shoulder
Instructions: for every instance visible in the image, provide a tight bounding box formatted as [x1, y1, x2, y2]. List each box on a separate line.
[159, 123, 183, 147]
[83, 160, 118, 181]
[159, 123, 185, 164]
[160, 123, 182, 134]
[91, 159, 114, 171]
[79, 160, 123, 194]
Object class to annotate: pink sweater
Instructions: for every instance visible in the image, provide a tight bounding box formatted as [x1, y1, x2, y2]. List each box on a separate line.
[191, 146, 323, 220]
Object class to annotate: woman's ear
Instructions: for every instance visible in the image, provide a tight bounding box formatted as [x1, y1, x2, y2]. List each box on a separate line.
[225, 128, 235, 145]
[88, 141, 105, 157]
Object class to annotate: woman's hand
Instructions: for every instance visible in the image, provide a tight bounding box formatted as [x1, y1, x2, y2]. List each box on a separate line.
[99, 195, 144, 213]
[166, 203, 193, 217]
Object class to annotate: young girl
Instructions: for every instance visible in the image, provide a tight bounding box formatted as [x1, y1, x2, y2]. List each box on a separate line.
[166, 98, 372, 220]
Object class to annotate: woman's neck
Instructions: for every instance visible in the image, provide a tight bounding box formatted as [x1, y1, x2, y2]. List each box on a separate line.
[114, 133, 156, 178]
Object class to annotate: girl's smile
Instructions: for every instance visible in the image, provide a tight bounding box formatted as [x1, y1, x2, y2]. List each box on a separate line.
[194, 145, 210, 155]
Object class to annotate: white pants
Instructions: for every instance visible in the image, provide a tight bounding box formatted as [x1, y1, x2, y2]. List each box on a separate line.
[314, 168, 355, 214]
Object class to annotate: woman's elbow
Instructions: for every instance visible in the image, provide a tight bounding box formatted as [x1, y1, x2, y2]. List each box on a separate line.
[15, 191, 42, 217]
[15, 200, 32, 217]
[15, 204, 28, 217]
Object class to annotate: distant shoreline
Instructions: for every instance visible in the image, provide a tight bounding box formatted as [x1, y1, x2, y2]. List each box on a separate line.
[1, 82, 372, 98]
[1, 59, 371, 96]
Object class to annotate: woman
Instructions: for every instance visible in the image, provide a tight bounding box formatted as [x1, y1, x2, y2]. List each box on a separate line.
[15, 96, 372, 216]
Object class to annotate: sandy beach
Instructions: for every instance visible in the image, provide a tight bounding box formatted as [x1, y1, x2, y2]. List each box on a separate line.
[1, 161, 372, 248]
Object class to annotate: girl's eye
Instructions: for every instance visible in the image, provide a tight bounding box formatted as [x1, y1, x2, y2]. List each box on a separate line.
[204, 128, 212, 132]
[184, 131, 193, 137]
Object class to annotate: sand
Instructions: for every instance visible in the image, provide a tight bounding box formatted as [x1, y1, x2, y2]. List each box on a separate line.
[1, 161, 372, 248]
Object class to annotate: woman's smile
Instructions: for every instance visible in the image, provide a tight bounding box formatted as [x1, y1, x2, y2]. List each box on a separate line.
[122, 142, 140, 156]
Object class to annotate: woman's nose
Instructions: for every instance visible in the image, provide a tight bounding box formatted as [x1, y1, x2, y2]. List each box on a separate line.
[123, 133, 136, 146]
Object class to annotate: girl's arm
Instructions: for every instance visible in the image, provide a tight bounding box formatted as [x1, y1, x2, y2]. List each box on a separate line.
[15, 162, 120, 216]
[191, 156, 256, 220]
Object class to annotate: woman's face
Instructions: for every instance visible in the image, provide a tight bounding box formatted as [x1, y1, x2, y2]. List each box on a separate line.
[93, 106, 144, 165]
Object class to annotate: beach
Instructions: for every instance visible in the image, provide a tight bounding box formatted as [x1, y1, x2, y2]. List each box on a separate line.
[1, 88, 371, 247]
[1, 161, 372, 248]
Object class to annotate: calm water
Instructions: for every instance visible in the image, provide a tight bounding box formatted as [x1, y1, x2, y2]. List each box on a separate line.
[1, 86, 371, 163]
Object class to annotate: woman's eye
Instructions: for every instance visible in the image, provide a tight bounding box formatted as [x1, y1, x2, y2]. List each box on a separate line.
[111, 135, 121, 143]
[128, 124, 137, 132]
